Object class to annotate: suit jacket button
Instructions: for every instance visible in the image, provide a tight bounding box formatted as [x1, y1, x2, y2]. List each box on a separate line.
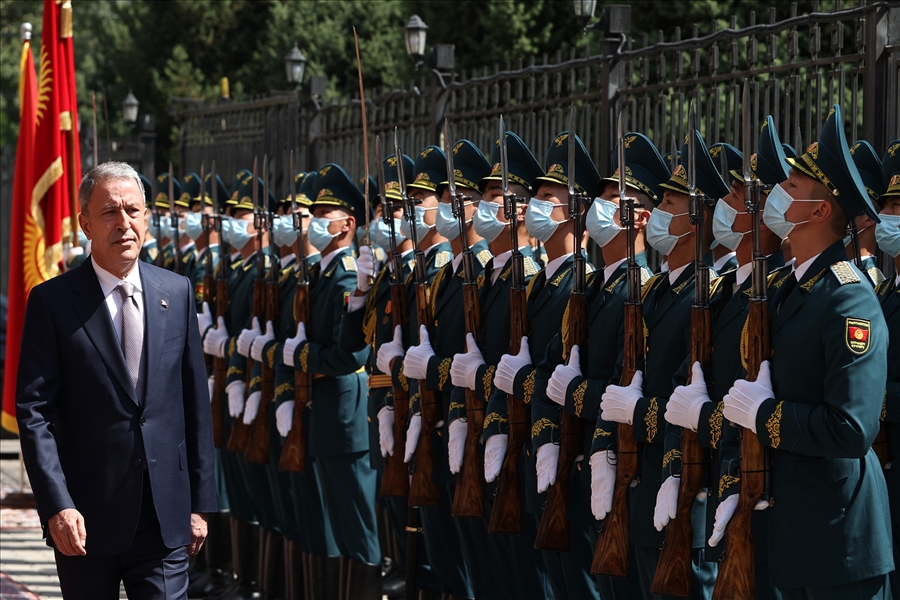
[140, 417, 146, 426]
[134, 459, 143, 468]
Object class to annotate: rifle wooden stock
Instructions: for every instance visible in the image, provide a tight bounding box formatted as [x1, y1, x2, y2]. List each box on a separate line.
[535, 292, 586, 551]
[279, 277, 310, 472]
[488, 284, 529, 534]
[452, 281, 485, 518]
[211, 277, 227, 448]
[651, 306, 711, 598]
[711, 299, 769, 600]
[591, 300, 643, 577]
[381, 281, 411, 497]
[227, 277, 266, 453]
[409, 283, 440, 507]
[245, 277, 280, 464]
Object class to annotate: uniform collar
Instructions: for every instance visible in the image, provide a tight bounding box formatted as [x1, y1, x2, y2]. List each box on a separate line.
[280, 253, 296, 268]
[668, 262, 689, 285]
[713, 251, 736, 272]
[603, 257, 626, 285]
[545, 252, 574, 281]
[735, 262, 753, 288]
[792, 252, 821, 282]
[320, 247, 346, 272]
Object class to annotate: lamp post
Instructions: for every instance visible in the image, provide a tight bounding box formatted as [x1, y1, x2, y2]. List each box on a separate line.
[402, 15, 454, 87]
[284, 42, 307, 89]
[572, 0, 598, 30]
[122, 89, 140, 126]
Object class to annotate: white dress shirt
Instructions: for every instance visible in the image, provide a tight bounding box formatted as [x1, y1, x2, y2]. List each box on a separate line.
[92, 255, 145, 346]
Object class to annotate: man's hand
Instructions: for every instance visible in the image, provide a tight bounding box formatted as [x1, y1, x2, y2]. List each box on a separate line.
[723, 361, 774, 433]
[276, 401, 294, 437]
[202, 317, 229, 358]
[495, 337, 531, 395]
[665, 362, 712, 431]
[250, 320, 275, 362]
[378, 406, 395, 458]
[600, 371, 643, 425]
[484, 434, 507, 483]
[547, 345, 582, 407]
[376, 326, 405, 376]
[237, 317, 262, 358]
[590, 450, 617, 521]
[404, 413, 422, 463]
[49, 508, 86, 556]
[447, 419, 467, 474]
[356, 245, 376, 293]
[283, 323, 307, 368]
[450, 334, 486, 390]
[536, 444, 559, 493]
[403, 326, 435, 381]
[187, 513, 208, 556]
[198, 302, 214, 338]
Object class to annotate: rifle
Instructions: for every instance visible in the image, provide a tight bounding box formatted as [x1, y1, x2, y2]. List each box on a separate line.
[246, 158, 279, 464]
[227, 156, 265, 453]
[591, 112, 643, 576]
[712, 81, 771, 600]
[489, 116, 528, 534]
[200, 161, 214, 314]
[651, 102, 711, 598]
[169, 162, 181, 275]
[444, 120, 486, 519]
[399, 128, 440, 508]
[535, 108, 587, 551]
[280, 150, 311, 473]
[209, 160, 227, 448]
[378, 136, 411, 498]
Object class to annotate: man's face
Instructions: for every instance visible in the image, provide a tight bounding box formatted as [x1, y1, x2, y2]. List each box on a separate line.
[782, 169, 826, 223]
[880, 195, 900, 217]
[231, 208, 256, 233]
[535, 182, 569, 222]
[659, 190, 692, 237]
[79, 177, 146, 270]
[410, 189, 439, 225]
[311, 206, 351, 235]
[440, 186, 482, 221]
[721, 180, 753, 235]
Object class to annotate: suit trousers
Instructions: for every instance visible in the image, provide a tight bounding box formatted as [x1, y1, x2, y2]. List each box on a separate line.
[54, 472, 189, 599]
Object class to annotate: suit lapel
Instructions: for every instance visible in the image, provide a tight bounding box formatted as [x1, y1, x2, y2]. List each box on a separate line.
[139, 263, 169, 384]
[71, 261, 138, 405]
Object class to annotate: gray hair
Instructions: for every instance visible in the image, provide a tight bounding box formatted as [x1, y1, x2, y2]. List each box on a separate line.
[78, 162, 143, 213]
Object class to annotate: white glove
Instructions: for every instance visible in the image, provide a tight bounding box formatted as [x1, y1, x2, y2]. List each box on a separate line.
[202, 317, 229, 358]
[448, 419, 468, 474]
[378, 406, 395, 458]
[376, 326, 405, 376]
[708, 494, 769, 547]
[207, 376, 215, 404]
[226, 380, 246, 418]
[484, 434, 508, 483]
[547, 345, 583, 407]
[665, 362, 712, 431]
[237, 317, 261, 358]
[276, 401, 294, 437]
[450, 334, 486, 391]
[600, 371, 644, 425]
[403, 325, 435, 381]
[536, 444, 559, 493]
[356, 245, 376, 293]
[590, 450, 617, 521]
[250, 320, 276, 362]
[404, 413, 422, 463]
[495, 336, 531, 395]
[723, 361, 774, 433]
[283, 322, 307, 368]
[242, 391, 262, 425]
[654, 475, 681, 531]
[198, 301, 214, 338]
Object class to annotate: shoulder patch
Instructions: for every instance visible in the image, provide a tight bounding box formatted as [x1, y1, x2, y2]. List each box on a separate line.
[830, 261, 860, 285]
[640, 267, 652, 286]
[523, 256, 539, 277]
[435, 251, 452, 269]
[845, 318, 871, 355]
[476, 249, 492, 268]
[585, 263, 595, 274]
[867, 266, 886, 287]
[342, 255, 357, 272]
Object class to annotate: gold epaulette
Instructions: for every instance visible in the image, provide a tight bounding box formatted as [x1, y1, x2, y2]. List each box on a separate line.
[342, 255, 357, 272]
[640, 266, 652, 286]
[867, 266, 886, 287]
[434, 250, 452, 269]
[523, 256, 538, 277]
[830, 261, 861, 285]
[525, 269, 543, 300]
[641, 273, 665, 303]
[709, 275, 727, 297]
[476, 249, 492, 268]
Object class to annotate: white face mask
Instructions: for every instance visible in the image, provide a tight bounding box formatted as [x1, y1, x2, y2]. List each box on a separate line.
[645, 209, 689, 255]
[525, 197, 567, 243]
[585, 198, 623, 247]
[307, 216, 348, 251]
[436, 201, 476, 241]
[712, 200, 749, 251]
[762, 184, 820, 240]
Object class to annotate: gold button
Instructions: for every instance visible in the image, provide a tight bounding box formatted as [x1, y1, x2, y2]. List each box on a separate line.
[367, 416, 372, 423]
[434, 319, 439, 327]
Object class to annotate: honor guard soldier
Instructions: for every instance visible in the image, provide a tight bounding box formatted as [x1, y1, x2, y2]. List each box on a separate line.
[535, 131, 666, 600]
[137, 173, 158, 264]
[721, 105, 892, 599]
[875, 139, 900, 596]
[376, 145, 460, 599]
[492, 130, 599, 599]
[180, 171, 226, 310]
[150, 171, 180, 270]
[708, 142, 743, 273]
[399, 138, 493, 599]
[849, 140, 888, 286]
[172, 172, 201, 289]
[357, 174, 389, 265]
[600, 128, 724, 599]
[279, 163, 382, 598]
[451, 130, 550, 600]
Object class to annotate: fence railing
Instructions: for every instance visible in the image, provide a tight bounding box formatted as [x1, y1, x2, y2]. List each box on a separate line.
[177, 1, 900, 201]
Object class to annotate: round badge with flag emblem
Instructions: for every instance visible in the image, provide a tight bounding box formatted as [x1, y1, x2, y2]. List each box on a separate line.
[845, 318, 870, 355]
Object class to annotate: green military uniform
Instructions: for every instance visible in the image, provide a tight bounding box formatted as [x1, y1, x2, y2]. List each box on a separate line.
[139, 238, 159, 265]
[850, 141, 888, 287]
[746, 106, 892, 597]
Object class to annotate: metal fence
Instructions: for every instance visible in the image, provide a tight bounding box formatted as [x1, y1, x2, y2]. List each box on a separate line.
[177, 1, 900, 199]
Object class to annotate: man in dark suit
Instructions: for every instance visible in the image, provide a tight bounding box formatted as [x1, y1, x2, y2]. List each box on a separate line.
[16, 162, 217, 599]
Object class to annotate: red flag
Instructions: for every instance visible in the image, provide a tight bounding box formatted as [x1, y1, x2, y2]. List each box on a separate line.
[58, 0, 80, 236]
[2, 31, 38, 434]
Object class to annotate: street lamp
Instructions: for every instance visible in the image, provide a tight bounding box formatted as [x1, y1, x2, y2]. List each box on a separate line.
[284, 42, 307, 87]
[403, 15, 428, 63]
[572, 0, 598, 29]
[122, 89, 139, 125]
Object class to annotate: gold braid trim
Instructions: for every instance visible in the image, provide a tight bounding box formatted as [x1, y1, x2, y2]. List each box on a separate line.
[248, 376, 262, 389]
[266, 344, 277, 369]
[522, 370, 536, 404]
[561, 304, 570, 361]
[644, 397, 658, 441]
[531, 418, 558, 440]
[719, 474, 740, 498]
[275, 382, 294, 397]
[593, 427, 612, 440]
[398, 363, 409, 392]
[449, 401, 466, 412]
[362, 308, 377, 347]
[228, 338, 237, 359]
[882, 393, 888, 421]
[298, 343, 311, 372]
[709, 401, 724, 449]
[766, 401, 784, 448]
[409, 392, 420, 411]
[438, 357, 452, 390]
[227, 366, 243, 377]
[482, 365, 496, 403]
[484, 412, 506, 429]
[573, 380, 588, 417]
[662, 449, 682, 468]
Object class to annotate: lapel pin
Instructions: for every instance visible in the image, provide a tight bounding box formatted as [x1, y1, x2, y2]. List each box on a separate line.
[161, 299, 168, 308]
